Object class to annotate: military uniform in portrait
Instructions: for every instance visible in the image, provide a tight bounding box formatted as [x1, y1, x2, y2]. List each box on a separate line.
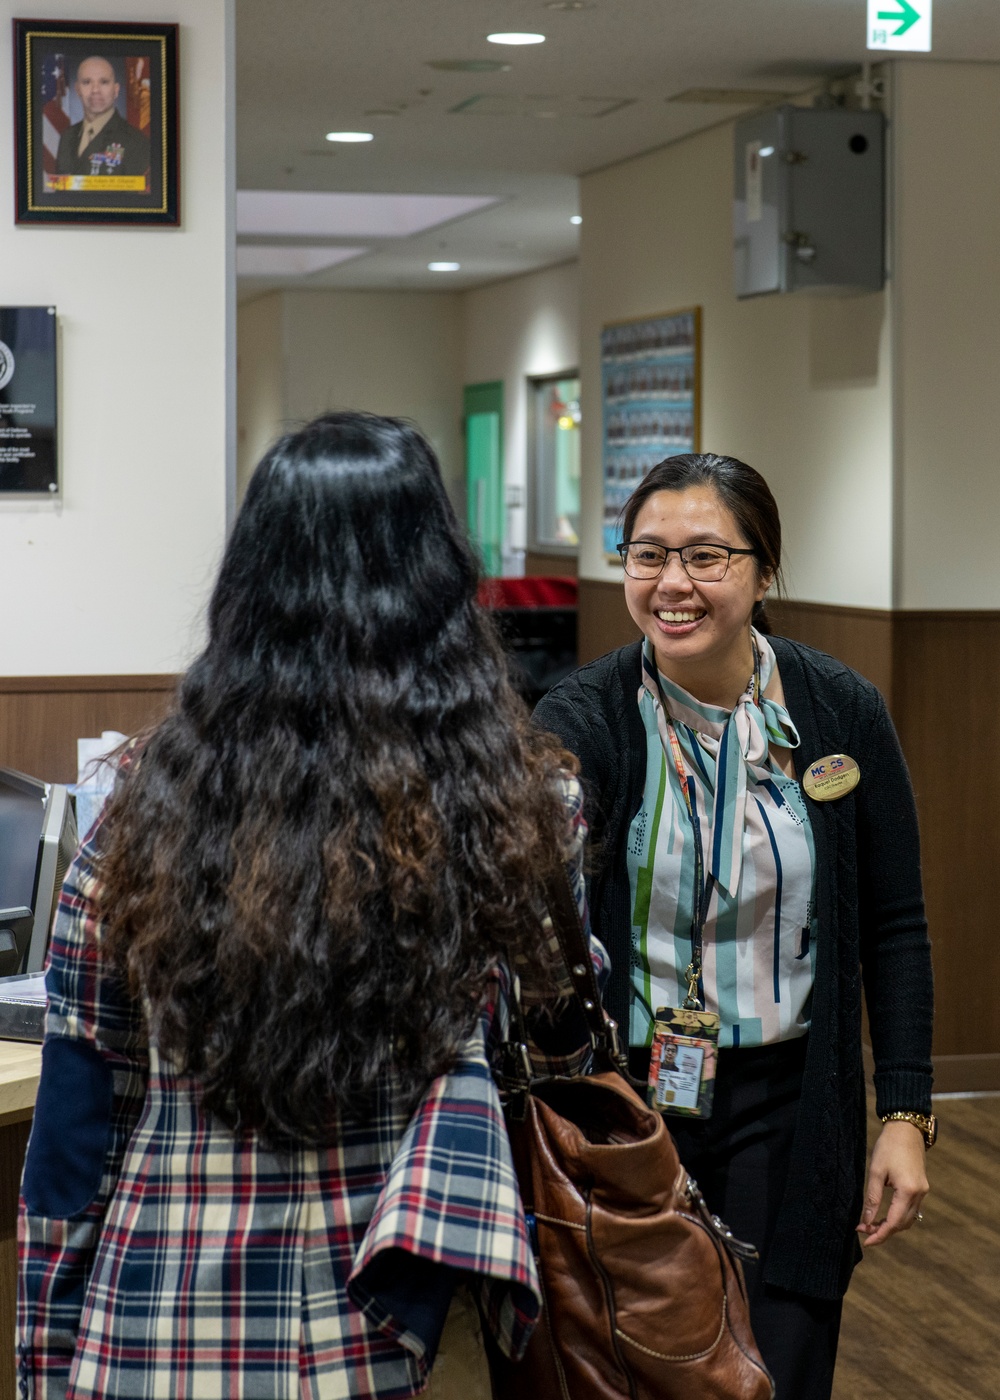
[56, 108, 150, 177]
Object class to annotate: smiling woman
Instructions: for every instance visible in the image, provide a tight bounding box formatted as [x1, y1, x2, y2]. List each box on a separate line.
[617, 458, 781, 705]
[534, 451, 935, 1400]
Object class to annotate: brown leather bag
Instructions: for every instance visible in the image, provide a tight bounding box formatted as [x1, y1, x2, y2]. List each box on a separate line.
[490, 869, 774, 1400]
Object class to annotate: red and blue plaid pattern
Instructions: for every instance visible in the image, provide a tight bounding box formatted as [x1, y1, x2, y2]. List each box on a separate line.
[18, 778, 602, 1399]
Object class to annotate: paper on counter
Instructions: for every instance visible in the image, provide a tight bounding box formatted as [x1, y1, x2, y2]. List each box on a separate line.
[71, 730, 128, 837]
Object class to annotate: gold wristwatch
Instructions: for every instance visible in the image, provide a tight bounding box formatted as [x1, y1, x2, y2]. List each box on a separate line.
[880, 1111, 938, 1149]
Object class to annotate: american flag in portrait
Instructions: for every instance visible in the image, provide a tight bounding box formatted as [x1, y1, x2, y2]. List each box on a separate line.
[40, 53, 70, 174]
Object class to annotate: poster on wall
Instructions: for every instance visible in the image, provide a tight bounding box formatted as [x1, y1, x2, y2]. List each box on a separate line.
[0, 307, 58, 495]
[13, 20, 179, 226]
[601, 307, 701, 558]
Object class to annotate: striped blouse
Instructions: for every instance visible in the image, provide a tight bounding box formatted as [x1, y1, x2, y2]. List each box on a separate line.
[626, 631, 817, 1051]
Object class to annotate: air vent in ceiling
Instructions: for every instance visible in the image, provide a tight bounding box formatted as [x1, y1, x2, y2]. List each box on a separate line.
[449, 94, 633, 118]
[668, 88, 793, 106]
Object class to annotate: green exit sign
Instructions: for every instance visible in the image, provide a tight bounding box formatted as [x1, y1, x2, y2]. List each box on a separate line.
[868, 0, 932, 51]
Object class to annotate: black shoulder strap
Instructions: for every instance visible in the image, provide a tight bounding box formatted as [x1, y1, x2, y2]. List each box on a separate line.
[539, 865, 629, 1080]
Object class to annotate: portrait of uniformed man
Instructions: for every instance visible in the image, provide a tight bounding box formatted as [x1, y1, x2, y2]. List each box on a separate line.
[56, 55, 150, 177]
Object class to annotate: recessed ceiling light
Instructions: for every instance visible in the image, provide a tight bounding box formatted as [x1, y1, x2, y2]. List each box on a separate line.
[487, 32, 545, 45]
[428, 58, 512, 72]
[570, 215, 582, 224]
[545, 1, 593, 9]
[325, 131, 374, 143]
[428, 261, 461, 272]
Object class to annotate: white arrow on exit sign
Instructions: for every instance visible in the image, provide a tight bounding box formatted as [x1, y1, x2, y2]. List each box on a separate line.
[867, 0, 932, 52]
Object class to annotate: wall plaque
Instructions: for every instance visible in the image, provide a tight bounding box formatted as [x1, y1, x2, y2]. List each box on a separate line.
[601, 307, 701, 559]
[0, 307, 58, 495]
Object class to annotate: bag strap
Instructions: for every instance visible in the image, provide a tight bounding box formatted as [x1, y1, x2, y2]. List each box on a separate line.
[538, 865, 630, 1081]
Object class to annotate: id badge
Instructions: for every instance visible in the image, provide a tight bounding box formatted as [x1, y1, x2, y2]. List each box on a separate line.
[647, 1006, 720, 1119]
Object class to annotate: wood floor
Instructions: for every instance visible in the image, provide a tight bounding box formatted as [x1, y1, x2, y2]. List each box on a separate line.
[833, 1093, 1000, 1400]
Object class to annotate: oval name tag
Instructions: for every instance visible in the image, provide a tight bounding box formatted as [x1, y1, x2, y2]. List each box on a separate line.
[802, 753, 860, 802]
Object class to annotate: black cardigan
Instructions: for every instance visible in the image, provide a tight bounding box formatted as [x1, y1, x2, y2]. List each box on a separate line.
[534, 636, 933, 1300]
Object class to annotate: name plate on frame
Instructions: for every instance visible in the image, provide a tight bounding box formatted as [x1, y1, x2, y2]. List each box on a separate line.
[0, 307, 58, 495]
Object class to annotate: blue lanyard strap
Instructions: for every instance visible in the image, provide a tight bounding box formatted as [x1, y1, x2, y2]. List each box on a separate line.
[659, 647, 760, 1011]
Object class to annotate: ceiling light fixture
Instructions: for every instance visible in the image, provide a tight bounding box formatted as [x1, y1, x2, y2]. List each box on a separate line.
[428, 261, 461, 272]
[487, 32, 545, 45]
[325, 131, 374, 143]
[570, 214, 582, 224]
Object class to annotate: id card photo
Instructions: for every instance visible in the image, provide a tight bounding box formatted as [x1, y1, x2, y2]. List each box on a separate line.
[654, 1036, 705, 1111]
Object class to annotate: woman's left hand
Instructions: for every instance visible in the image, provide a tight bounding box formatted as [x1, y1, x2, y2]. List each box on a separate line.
[856, 1120, 929, 1247]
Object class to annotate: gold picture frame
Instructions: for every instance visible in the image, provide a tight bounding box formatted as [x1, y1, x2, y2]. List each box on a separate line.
[14, 19, 179, 226]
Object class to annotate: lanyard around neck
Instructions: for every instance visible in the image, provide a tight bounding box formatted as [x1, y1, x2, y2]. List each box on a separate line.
[658, 645, 760, 1011]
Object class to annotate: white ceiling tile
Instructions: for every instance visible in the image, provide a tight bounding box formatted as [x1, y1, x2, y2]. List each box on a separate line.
[236, 245, 368, 278]
[236, 191, 499, 238]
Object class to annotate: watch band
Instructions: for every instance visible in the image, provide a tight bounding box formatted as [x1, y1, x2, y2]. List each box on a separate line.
[880, 1110, 938, 1149]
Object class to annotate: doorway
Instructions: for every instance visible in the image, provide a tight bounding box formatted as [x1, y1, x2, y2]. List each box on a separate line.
[464, 381, 504, 577]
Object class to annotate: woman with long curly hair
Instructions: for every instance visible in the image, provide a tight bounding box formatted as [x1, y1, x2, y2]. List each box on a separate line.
[17, 412, 605, 1400]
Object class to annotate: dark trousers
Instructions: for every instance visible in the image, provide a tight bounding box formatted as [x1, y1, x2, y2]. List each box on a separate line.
[631, 1036, 843, 1400]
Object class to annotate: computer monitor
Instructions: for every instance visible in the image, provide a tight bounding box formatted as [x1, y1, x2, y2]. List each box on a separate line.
[0, 767, 79, 976]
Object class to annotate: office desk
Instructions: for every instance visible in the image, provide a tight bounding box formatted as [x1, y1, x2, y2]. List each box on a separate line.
[0, 1041, 41, 1400]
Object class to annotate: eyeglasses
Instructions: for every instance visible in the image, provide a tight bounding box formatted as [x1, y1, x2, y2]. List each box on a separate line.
[617, 540, 757, 581]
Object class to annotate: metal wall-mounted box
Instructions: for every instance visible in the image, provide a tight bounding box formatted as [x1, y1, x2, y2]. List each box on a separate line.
[733, 106, 885, 298]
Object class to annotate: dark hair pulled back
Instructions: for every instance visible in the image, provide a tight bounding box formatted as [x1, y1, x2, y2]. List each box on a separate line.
[619, 452, 782, 632]
[97, 411, 576, 1144]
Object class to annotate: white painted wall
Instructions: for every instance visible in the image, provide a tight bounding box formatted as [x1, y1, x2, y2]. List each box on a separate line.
[462, 262, 580, 563]
[0, 0, 233, 676]
[236, 292, 284, 495]
[279, 289, 464, 500]
[578, 119, 894, 609]
[892, 61, 1000, 609]
[236, 289, 464, 500]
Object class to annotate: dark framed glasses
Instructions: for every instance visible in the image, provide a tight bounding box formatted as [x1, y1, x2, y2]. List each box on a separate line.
[617, 540, 757, 581]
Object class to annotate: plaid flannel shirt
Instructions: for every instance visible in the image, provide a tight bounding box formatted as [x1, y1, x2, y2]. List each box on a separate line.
[18, 776, 604, 1400]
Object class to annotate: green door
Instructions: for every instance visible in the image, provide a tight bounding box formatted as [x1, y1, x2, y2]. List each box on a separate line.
[464, 381, 504, 577]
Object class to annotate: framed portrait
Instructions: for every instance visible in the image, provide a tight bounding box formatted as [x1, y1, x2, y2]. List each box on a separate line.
[601, 307, 701, 559]
[13, 19, 179, 226]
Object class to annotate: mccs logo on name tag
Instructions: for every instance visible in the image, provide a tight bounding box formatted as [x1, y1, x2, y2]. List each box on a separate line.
[803, 753, 860, 802]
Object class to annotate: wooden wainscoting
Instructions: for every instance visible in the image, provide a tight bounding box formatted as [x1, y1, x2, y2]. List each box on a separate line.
[0, 676, 177, 784]
[577, 578, 638, 663]
[891, 612, 1000, 1074]
[524, 550, 579, 578]
[767, 600, 894, 705]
